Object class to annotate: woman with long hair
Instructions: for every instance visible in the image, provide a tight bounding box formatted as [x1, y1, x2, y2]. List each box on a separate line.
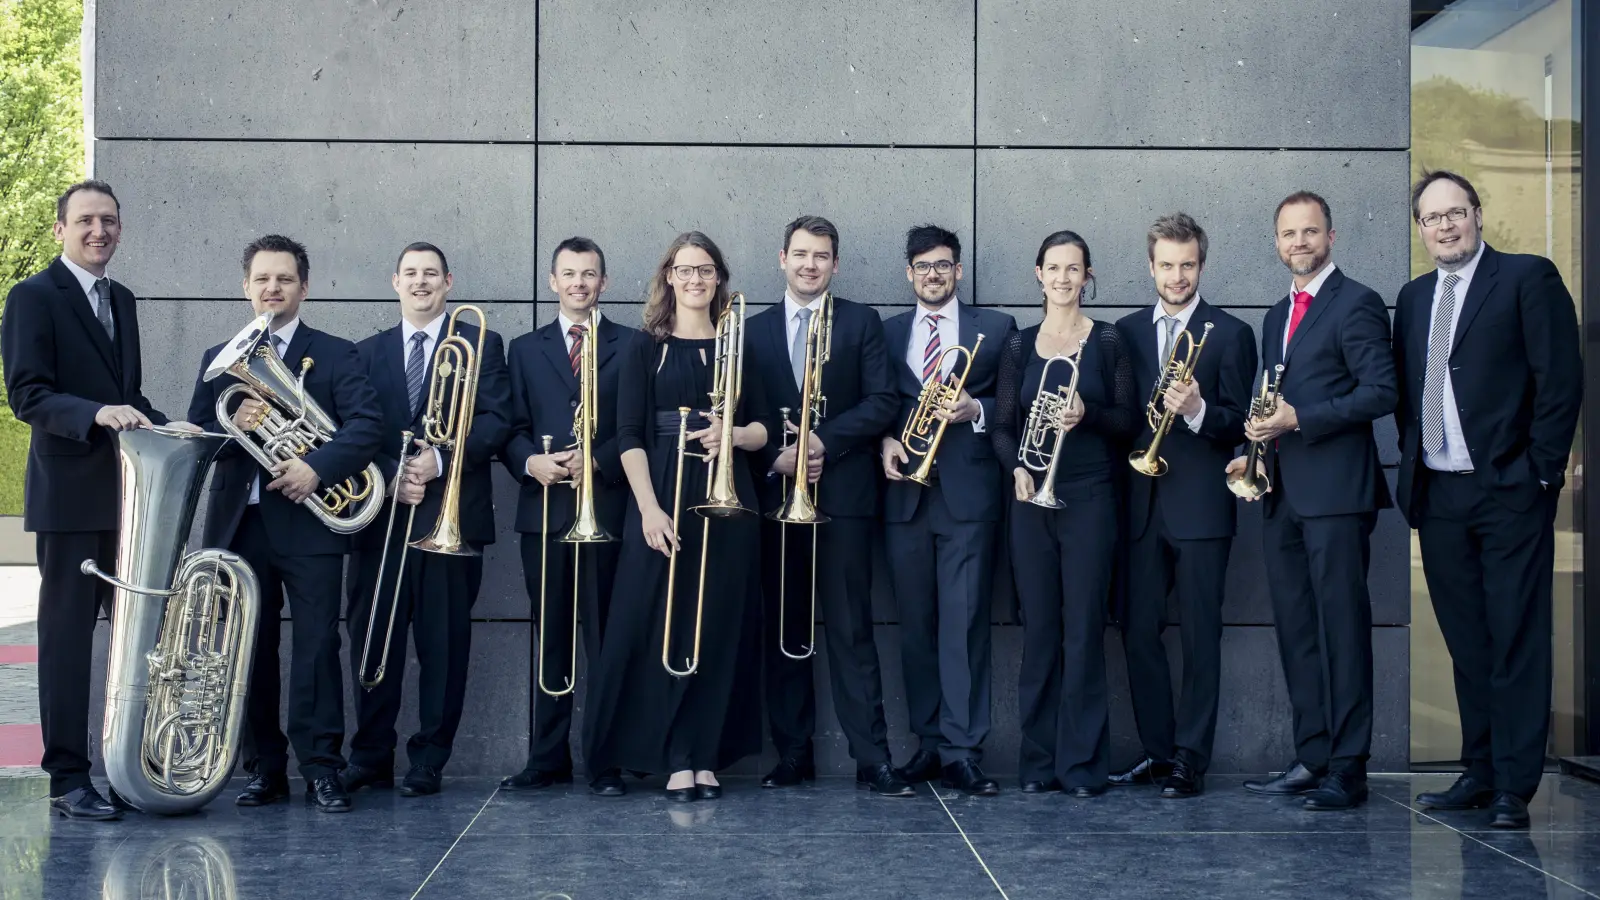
[583, 232, 769, 800]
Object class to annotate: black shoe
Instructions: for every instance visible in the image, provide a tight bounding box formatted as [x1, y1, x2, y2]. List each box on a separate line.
[1303, 770, 1368, 811]
[857, 763, 916, 797]
[1416, 774, 1496, 810]
[339, 764, 394, 793]
[400, 766, 442, 797]
[105, 785, 136, 813]
[500, 767, 574, 791]
[1069, 784, 1108, 799]
[695, 782, 723, 800]
[664, 785, 697, 802]
[305, 774, 352, 813]
[589, 769, 627, 797]
[1020, 779, 1063, 794]
[1243, 761, 1325, 796]
[49, 785, 122, 821]
[1107, 755, 1172, 787]
[235, 772, 291, 807]
[1161, 761, 1204, 799]
[761, 757, 815, 788]
[897, 749, 942, 784]
[941, 760, 1000, 797]
[1489, 792, 1531, 829]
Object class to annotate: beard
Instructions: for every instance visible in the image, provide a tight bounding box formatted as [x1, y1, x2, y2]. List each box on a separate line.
[1283, 248, 1328, 277]
[1434, 234, 1481, 271]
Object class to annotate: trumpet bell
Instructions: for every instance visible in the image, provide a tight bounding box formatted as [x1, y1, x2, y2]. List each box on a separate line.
[769, 489, 831, 525]
[1226, 471, 1270, 499]
[1127, 451, 1169, 477]
[1025, 482, 1066, 510]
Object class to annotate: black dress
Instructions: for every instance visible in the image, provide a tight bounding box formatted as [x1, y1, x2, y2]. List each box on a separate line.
[583, 335, 766, 775]
[991, 320, 1138, 789]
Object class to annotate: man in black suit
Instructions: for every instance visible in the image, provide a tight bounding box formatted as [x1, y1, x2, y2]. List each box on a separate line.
[340, 242, 510, 798]
[187, 234, 383, 812]
[1394, 171, 1581, 829]
[1113, 213, 1255, 798]
[1228, 192, 1397, 811]
[498, 237, 640, 797]
[880, 224, 1018, 796]
[746, 216, 910, 797]
[1, 181, 194, 820]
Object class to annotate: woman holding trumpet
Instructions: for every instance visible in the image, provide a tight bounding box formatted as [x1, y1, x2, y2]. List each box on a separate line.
[582, 232, 769, 801]
[991, 230, 1138, 797]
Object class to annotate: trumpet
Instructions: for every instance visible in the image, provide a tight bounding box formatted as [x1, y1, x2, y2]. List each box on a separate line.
[900, 333, 986, 486]
[770, 292, 831, 660]
[1129, 321, 1214, 477]
[1227, 364, 1284, 499]
[410, 305, 488, 555]
[1018, 339, 1088, 509]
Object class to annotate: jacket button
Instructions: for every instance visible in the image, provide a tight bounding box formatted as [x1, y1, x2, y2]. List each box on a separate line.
[570, 400, 577, 408]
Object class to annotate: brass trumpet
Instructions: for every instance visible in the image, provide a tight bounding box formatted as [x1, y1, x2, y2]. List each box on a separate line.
[1227, 364, 1284, 499]
[771, 292, 831, 660]
[1129, 321, 1213, 477]
[900, 333, 986, 486]
[1018, 339, 1088, 509]
[411, 305, 488, 555]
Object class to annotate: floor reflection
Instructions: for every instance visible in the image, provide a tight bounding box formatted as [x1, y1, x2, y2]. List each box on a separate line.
[99, 837, 236, 900]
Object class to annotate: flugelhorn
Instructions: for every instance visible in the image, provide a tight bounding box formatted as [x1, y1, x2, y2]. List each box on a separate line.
[771, 292, 831, 660]
[1129, 321, 1214, 477]
[1227, 364, 1284, 499]
[411, 305, 487, 555]
[1018, 339, 1088, 509]
[900, 333, 986, 486]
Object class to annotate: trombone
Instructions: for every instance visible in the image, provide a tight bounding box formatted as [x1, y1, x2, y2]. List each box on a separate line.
[1227, 364, 1284, 499]
[1017, 339, 1087, 509]
[900, 333, 986, 486]
[1129, 321, 1213, 477]
[770, 292, 832, 660]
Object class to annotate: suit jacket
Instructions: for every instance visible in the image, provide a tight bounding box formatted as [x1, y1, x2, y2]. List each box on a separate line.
[1260, 267, 1397, 518]
[1392, 245, 1581, 524]
[1116, 300, 1256, 541]
[881, 303, 1019, 524]
[2, 258, 169, 532]
[187, 321, 384, 556]
[354, 317, 511, 550]
[503, 315, 643, 537]
[747, 296, 899, 518]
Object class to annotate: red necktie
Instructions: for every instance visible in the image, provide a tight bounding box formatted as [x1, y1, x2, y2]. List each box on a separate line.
[1285, 291, 1313, 345]
[568, 324, 585, 376]
[921, 315, 944, 383]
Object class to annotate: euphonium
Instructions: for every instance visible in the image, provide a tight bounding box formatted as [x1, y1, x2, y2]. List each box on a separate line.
[411, 304, 488, 555]
[205, 311, 384, 534]
[770, 292, 831, 660]
[901, 333, 986, 486]
[1130, 320, 1214, 477]
[1018, 340, 1088, 509]
[80, 426, 260, 814]
[102, 836, 238, 900]
[1227, 364, 1285, 499]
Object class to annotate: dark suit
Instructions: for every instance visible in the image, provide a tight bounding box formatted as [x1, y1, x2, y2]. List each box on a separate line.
[881, 302, 1018, 763]
[1259, 266, 1397, 775]
[747, 296, 899, 767]
[346, 316, 510, 773]
[188, 320, 382, 780]
[503, 314, 640, 774]
[1115, 301, 1255, 773]
[1, 258, 169, 795]
[1393, 245, 1580, 800]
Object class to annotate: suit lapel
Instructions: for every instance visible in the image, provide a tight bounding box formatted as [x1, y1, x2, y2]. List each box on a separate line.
[1264, 298, 1288, 369]
[1450, 246, 1498, 354]
[374, 324, 412, 426]
[50, 261, 119, 376]
[1406, 275, 1436, 371]
[1284, 269, 1340, 362]
[111, 282, 138, 393]
[958, 303, 978, 355]
[595, 316, 619, 372]
[885, 310, 914, 381]
[540, 321, 579, 392]
[765, 303, 802, 406]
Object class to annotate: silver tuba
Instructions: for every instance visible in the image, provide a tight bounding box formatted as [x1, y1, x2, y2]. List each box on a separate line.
[101, 837, 238, 900]
[81, 426, 260, 814]
[204, 311, 383, 534]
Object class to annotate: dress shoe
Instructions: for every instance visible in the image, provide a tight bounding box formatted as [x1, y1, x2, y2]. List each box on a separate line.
[49, 785, 122, 821]
[235, 772, 291, 807]
[106, 785, 136, 813]
[695, 782, 723, 800]
[500, 767, 573, 791]
[664, 785, 697, 802]
[897, 749, 942, 784]
[339, 764, 394, 793]
[305, 774, 352, 813]
[857, 763, 916, 797]
[941, 760, 1000, 797]
[761, 756, 815, 788]
[1020, 779, 1063, 794]
[1161, 760, 1204, 799]
[1416, 774, 1496, 810]
[1303, 770, 1368, 811]
[589, 769, 627, 797]
[1069, 784, 1107, 799]
[1243, 761, 1325, 796]
[1489, 792, 1531, 829]
[400, 765, 442, 797]
[1107, 755, 1172, 787]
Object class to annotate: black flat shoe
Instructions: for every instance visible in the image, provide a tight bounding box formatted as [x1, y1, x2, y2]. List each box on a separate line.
[1416, 774, 1496, 810]
[664, 785, 697, 802]
[1243, 761, 1325, 796]
[897, 749, 942, 784]
[941, 760, 1000, 797]
[400, 765, 442, 797]
[695, 782, 722, 800]
[1107, 755, 1172, 787]
[305, 774, 352, 813]
[49, 786, 121, 821]
[761, 756, 815, 788]
[1069, 784, 1107, 799]
[339, 764, 394, 793]
[589, 769, 627, 797]
[500, 768, 574, 791]
[1303, 771, 1368, 811]
[235, 772, 291, 807]
[1020, 779, 1063, 794]
[1489, 792, 1531, 829]
[857, 762, 916, 797]
[1161, 761, 1204, 798]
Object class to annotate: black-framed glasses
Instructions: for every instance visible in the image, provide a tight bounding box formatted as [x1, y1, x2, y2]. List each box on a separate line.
[911, 260, 955, 276]
[1418, 207, 1474, 228]
[671, 264, 718, 281]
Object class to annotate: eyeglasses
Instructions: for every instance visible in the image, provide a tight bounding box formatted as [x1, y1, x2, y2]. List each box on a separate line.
[671, 264, 719, 281]
[911, 260, 955, 276]
[1418, 207, 1474, 228]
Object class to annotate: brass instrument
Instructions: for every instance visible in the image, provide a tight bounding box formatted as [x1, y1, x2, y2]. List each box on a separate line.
[900, 333, 986, 486]
[356, 430, 418, 690]
[411, 305, 488, 555]
[81, 426, 260, 814]
[770, 292, 831, 660]
[1130, 321, 1214, 477]
[1227, 364, 1285, 499]
[1017, 339, 1088, 509]
[206, 311, 384, 534]
[102, 836, 238, 900]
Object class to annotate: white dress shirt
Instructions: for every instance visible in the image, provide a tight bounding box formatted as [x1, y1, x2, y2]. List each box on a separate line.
[245, 317, 301, 504]
[1422, 241, 1484, 473]
[783, 291, 822, 352]
[1151, 299, 1207, 434]
[401, 313, 448, 482]
[59, 254, 113, 330]
[1282, 261, 1339, 357]
[907, 301, 985, 432]
[559, 308, 601, 355]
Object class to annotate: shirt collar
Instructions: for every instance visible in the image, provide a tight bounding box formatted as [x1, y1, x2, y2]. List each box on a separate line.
[916, 299, 960, 325]
[268, 316, 301, 350]
[401, 312, 445, 345]
[58, 255, 104, 300]
[1292, 261, 1338, 300]
[557, 307, 600, 336]
[1437, 240, 1486, 284]
[1151, 297, 1202, 329]
[784, 290, 825, 323]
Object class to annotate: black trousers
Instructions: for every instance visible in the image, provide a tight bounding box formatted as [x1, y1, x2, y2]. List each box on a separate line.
[1417, 470, 1557, 800]
[34, 530, 117, 796]
[1262, 486, 1375, 774]
[1010, 480, 1116, 789]
[233, 507, 348, 780]
[522, 531, 618, 773]
[762, 515, 891, 767]
[1122, 516, 1231, 772]
[885, 486, 996, 765]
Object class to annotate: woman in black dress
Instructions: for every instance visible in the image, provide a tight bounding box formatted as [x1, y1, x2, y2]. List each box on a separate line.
[583, 232, 769, 801]
[991, 230, 1138, 797]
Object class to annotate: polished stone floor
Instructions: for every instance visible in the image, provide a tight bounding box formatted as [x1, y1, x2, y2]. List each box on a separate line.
[2, 772, 1599, 899]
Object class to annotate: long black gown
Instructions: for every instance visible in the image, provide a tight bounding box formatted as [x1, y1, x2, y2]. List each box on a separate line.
[583, 334, 766, 775]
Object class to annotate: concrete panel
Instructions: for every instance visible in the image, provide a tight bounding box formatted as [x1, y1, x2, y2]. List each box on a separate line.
[538, 0, 974, 145]
[96, 0, 537, 141]
[96, 142, 536, 301]
[974, 149, 1413, 309]
[977, 0, 1410, 149]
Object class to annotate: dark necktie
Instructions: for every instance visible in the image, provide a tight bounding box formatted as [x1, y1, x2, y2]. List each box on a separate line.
[568, 324, 586, 376]
[92, 277, 114, 340]
[406, 331, 429, 418]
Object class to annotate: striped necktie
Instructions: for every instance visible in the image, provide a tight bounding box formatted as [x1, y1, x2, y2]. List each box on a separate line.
[1422, 274, 1461, 457]
[568, 324, 586, 376]
[921, 314, 944, 383]
[406, 331, 429, 419]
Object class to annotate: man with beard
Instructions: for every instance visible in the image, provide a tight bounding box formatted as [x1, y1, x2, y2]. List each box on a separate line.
[1393, 171, 1580, 829]
[1228, 192, 1396, 810]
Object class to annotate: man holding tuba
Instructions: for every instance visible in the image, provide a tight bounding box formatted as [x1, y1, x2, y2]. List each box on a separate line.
[186, 235, 383, 812]
[341, 242, 510, 798]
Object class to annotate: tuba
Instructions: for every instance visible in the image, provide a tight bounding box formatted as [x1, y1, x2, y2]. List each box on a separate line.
[1129, 321, 1213, 477]
[1227, 364, 1285, 499]
[102, 837, 238, 900]
[205, 311, 384, 534]
[770, 291, 831, 660]
[900, 334, 986, 486]
[1018, 340, 1088, 509]
[81, 426, 260, 814]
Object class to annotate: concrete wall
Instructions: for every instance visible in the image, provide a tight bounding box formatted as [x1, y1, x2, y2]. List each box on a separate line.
[91, 0, 1413, 776]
